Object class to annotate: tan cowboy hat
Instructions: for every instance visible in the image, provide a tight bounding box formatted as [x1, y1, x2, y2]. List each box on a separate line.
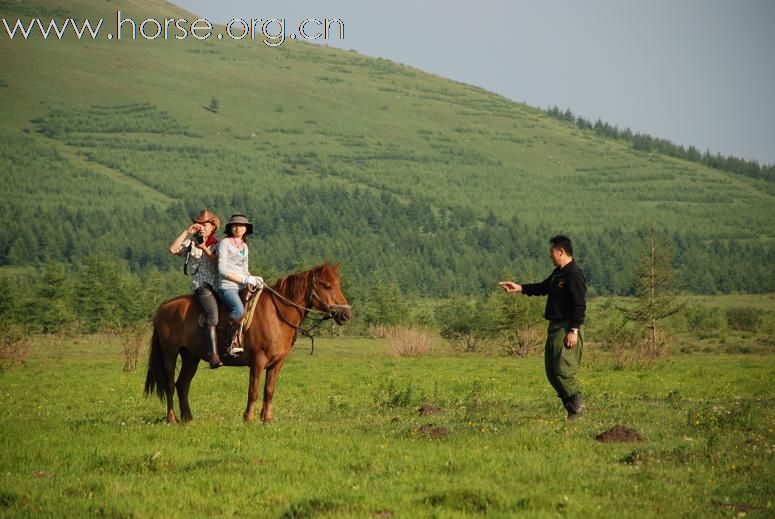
[192, 210, 221, 232]
[225, 213, 253, 236]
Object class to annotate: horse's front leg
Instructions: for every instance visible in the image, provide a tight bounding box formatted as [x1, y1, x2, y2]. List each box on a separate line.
[244, 359, 266, 424]
[261, 358, 287, 423]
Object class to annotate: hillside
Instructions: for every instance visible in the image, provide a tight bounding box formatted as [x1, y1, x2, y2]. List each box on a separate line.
[1, 0, 773, 295]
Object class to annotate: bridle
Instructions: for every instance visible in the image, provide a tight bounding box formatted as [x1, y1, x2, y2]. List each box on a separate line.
[264, 272, 350, 354]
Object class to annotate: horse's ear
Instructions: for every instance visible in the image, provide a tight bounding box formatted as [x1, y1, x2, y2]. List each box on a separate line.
[332, 262, 340, 272]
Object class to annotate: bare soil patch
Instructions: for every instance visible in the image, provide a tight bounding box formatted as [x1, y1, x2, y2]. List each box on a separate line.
[596, 425, 645, 443]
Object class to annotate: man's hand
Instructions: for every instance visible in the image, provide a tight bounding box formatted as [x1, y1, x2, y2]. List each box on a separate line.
[564, 330, 578, 349]
[187, 223, 201, 234]
[499, 281, 522, 293]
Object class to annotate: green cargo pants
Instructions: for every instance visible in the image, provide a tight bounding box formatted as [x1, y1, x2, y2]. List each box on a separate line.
[544, 320, 583, 399]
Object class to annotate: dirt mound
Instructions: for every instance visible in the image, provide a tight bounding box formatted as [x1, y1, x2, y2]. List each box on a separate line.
[418, 404, 444, 416]
[596, 425, 645, 443]
[417, 424, 450, 439]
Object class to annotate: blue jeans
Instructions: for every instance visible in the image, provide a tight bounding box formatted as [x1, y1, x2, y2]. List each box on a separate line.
[218, 289, 244, 321]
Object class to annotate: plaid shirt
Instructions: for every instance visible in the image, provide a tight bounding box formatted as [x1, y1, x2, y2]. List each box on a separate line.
[175, 239, 219, 291]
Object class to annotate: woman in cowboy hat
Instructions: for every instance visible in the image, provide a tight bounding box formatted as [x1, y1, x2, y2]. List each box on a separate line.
[169, 209, 224, 369]
[217, 213, 264, 355]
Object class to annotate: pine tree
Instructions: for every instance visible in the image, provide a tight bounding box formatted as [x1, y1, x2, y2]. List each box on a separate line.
[363, 277, 409, 326]
[0, 276, 21, 327]
[35, 262, 76, 333]
[622, 232, 683, 356]
[75, 255, 123, 332]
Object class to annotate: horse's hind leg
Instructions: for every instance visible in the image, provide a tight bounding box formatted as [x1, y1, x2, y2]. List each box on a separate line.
[163, 350, 179, 423]
[176, 349, 200, 423]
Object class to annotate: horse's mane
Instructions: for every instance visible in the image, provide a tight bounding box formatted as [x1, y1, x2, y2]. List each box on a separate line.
[270, 263, 328, 302]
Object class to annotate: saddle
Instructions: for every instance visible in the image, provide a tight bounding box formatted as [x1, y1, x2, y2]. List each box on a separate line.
[198, 285, 263, 352]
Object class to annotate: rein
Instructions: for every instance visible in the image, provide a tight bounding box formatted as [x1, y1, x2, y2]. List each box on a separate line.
[263, 279, 337, 355]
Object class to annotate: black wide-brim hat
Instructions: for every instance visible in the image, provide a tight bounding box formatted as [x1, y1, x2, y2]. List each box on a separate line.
[225, 213, 253, 236]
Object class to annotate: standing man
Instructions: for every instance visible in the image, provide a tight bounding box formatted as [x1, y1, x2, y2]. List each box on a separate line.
[499, 235, 587, 420]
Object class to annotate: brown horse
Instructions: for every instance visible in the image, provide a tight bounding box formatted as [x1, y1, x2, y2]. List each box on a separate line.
[144, 262, 352, 423]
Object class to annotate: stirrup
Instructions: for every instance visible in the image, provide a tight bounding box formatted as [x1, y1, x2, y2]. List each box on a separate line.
[226, 333, 243, 356]
[225, 320, 243, 356]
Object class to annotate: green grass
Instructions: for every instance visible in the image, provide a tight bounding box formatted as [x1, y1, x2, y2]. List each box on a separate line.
[1, 334, 772, 517]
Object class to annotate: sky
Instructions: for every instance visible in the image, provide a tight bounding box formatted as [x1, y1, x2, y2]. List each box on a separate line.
[171, 0, 775, 165]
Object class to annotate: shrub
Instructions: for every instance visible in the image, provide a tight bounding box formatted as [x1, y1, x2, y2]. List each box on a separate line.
[501, 326, 542, 357]
[446, 332, 494, 353]
[0, 324, 30, 370]
[726, 307, 761, 332]
[436, 297, 497, 340]
[598, 317, 668, 368]
[683, 304, 724, 332]
[116, 324, 147, 372]
[385, 326, 435, 357]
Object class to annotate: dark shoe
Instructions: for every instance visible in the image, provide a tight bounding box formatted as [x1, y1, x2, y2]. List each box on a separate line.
[565, 393, 583, 421]
[207, 326, 223, 369]
[561, 396, 574, 418]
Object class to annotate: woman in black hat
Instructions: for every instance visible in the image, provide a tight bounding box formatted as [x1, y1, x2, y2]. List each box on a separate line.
[216, 213, 263, 355]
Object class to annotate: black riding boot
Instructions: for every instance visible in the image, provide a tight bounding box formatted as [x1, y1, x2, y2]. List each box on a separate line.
[207, 326, 222, 369]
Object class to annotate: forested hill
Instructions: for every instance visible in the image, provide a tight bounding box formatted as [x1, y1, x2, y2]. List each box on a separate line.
[1, 0, 773, 296]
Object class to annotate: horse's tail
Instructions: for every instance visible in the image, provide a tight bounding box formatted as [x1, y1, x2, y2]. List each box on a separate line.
[144, 325, 165, 401]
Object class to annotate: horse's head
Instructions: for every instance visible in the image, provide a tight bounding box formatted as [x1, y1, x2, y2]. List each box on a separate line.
[310, 262, 352, 325]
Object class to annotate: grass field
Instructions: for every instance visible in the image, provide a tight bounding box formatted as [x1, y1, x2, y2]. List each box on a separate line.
[1, 1, 774, 514]
[1, 332, 772, 517]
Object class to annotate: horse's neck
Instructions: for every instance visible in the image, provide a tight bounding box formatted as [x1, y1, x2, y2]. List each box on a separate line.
[272, 271, 312, 319]
[286, 271, 311, 305]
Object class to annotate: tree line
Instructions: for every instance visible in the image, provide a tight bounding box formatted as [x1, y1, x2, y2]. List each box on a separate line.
[545, 106, 774, 182]
[2, 185, 773, 304]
